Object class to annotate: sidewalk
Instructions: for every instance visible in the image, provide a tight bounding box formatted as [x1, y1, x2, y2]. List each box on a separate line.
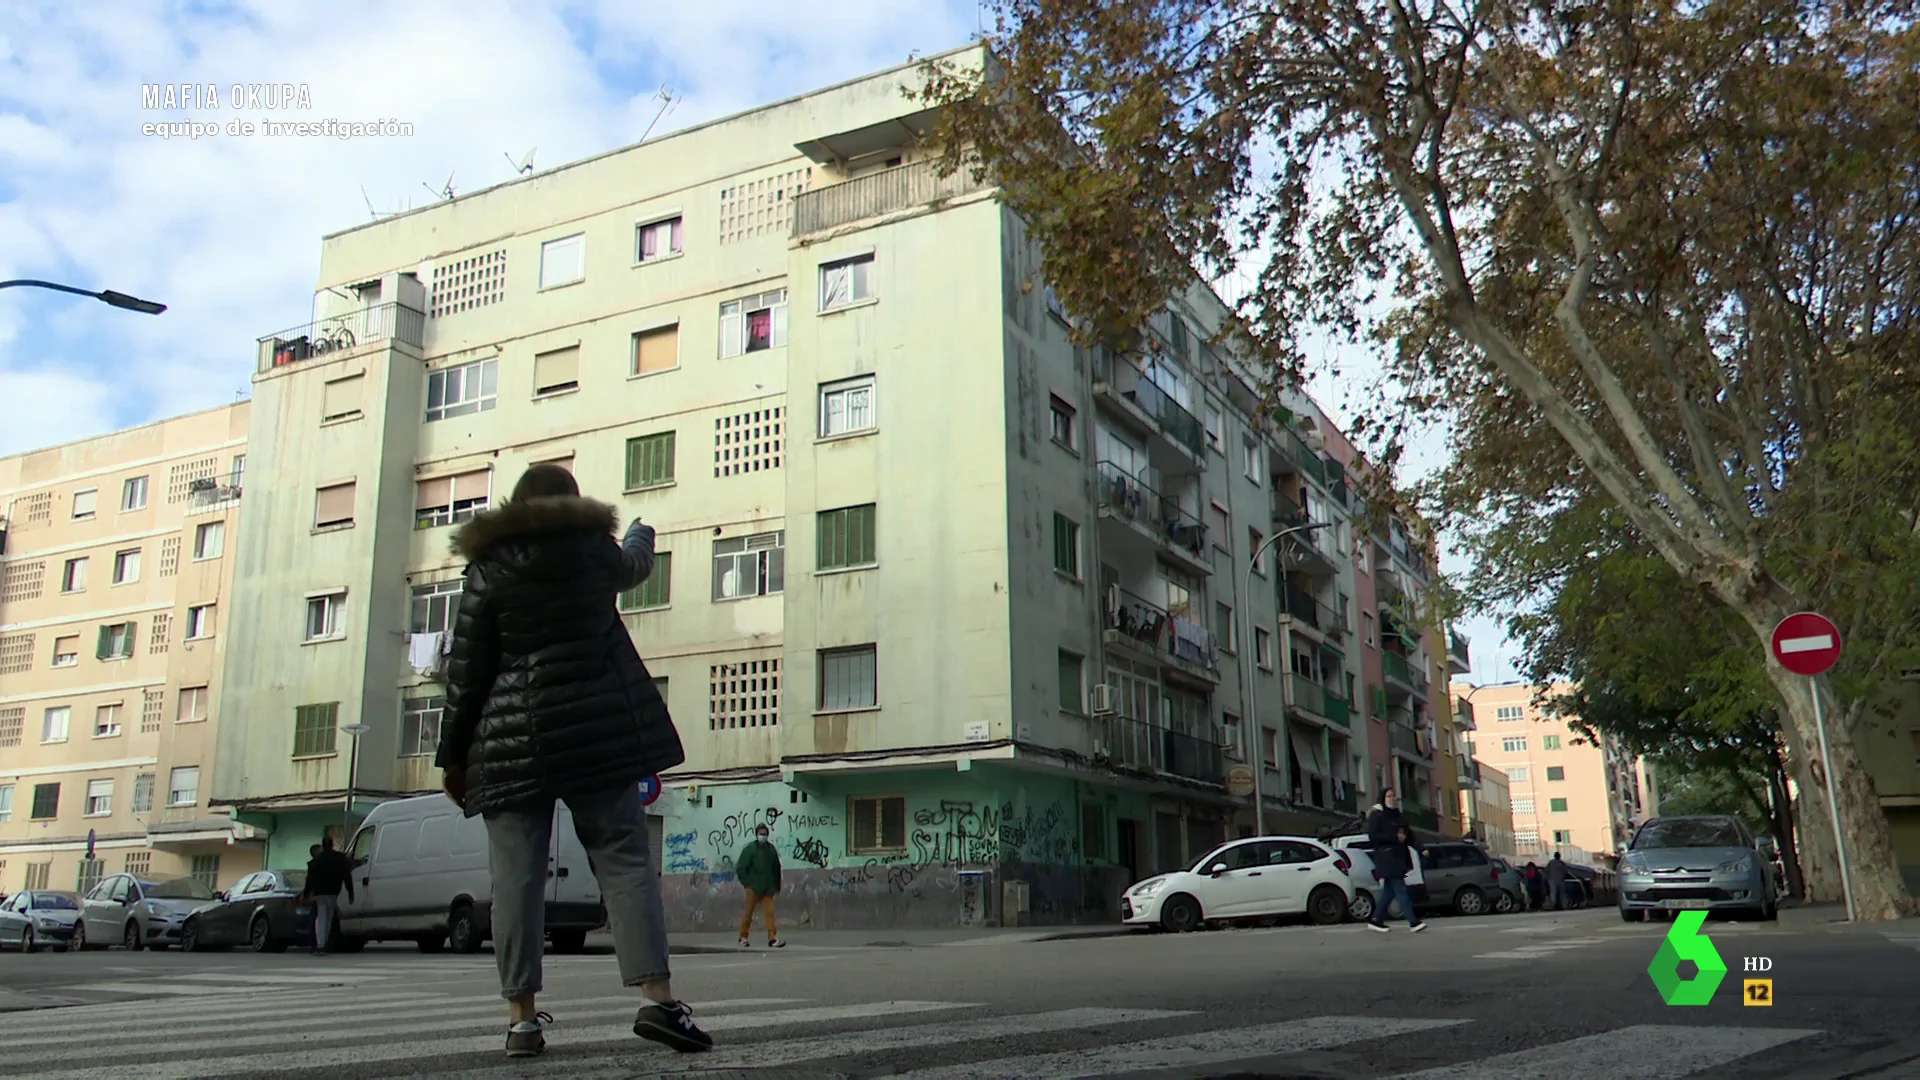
[1777, 903, 1920, 936]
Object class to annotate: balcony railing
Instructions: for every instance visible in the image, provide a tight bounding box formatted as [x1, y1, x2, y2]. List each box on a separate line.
[1390, 722, 1434, 761]
[258, 302, 425, 374]
[1103, 586, 1219, 671]
[1096, 712, 1227, 786]
[1286, 430, 1327, 486]
[1382, 650, 1428, 691]
[792, 158, 988, 236]
[1280, 582, 1343, 633]
[1449, 628, 1472, 668]
[1322, 692, 1353, 729]
[1096, 461, 1209, 561]
[1272, 489, 1304, 526]
[1403, 803, 1440, 832]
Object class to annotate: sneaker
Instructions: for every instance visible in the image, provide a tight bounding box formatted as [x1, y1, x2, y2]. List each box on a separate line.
[1367, 922, 1390, 933]
[634, 1000, 714, 1053]
[737, 937, 751, 948]
[506, 1011, 553, 1058]
[768, 938, 786, 948]
[1410, 921, 1428, 932]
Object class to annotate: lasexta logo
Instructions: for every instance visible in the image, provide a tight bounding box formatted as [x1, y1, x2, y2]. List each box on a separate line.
[1648, 910, 1728, 1005]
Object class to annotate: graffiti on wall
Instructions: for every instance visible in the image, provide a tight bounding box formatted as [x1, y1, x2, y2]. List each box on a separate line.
[791, 837, 830, 867]
[664, 831, 707, 874]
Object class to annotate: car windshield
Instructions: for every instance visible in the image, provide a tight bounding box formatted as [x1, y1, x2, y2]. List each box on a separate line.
[1633, 819, 1746, 850]
[31, 892, 80, 910]
[142, 877, 216, 901]
[278, 871, 307, 891]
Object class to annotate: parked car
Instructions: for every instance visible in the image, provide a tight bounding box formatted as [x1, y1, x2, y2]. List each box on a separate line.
[1618, 814, 1778, 921]
[337, 792, 605, 953]
[0, 890, 82, 952]
[1412, 841, 1508, 916]
[1121, 835, 1354, 931]
[179, 870, 314, 953]
[1488, 858, 1525, 913]
[75, 874, 219, 950]
[1329, 833, 1426, 922]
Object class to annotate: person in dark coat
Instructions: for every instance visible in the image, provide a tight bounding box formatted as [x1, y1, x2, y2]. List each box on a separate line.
[1546, 852, 1570, 910]
[734, 825, 785, 948]
[438, 464, 711, 1058]
[298, 836, 355, 956]
[1362, 788, 1426, 932]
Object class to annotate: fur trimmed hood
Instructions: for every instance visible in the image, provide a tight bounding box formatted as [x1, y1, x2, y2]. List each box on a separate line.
[452, 495, 618, 560]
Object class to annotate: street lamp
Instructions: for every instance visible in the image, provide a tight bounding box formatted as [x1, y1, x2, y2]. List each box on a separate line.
[1241, 520, 1334, 835]
[0, 279, 167, 315]
[341, 722, 371, 837]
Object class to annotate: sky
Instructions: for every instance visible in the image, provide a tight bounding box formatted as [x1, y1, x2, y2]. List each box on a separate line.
[0, 0, 1518, 682]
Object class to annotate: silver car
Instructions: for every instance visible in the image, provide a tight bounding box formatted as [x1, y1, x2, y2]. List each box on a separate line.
[1618, 815, 1777, 921]
[0, 890, 82, 951]
[75, 874, 220, 950]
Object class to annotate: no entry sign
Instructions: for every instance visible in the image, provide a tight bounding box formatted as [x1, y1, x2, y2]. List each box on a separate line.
[1771, 612, 1843, 677]
[639, 776, 662, 806]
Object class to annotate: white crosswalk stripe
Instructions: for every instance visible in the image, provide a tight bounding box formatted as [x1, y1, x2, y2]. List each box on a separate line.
[1475, 935, 1609, 960]
[1385, 1024, 1822, 1078]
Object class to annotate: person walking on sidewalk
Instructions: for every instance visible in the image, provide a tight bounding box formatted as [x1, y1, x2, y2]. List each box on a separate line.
[1363, 788, 1426, 933]
[735, 825, 785, 948]
[299, 835, 355, 956]
[439, 463, 713, 1059]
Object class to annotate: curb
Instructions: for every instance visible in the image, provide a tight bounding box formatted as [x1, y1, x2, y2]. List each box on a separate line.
[1028, 928, 1140, 942]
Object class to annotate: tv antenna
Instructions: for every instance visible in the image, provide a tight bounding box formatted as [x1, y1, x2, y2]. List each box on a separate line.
[640, 86, 679, 143]
[421, 172, 456, 201]
[503, 147, 537, 177]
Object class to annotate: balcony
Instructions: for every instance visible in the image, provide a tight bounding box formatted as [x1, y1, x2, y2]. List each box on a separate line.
[1276, 429, 1328, 487]
[185, 467, 244, 515]
[792, 158, 987, 237]
[1453, 697, 1477, 731]
[1381, 649, 1429, 699]
[1448, 629, 1472, 675]
[1095, 461, 1213, 576]
[146, 804, 261, 850]
[1458, 759, 1482, 790]
[1279, 582, 1345, 640]
[1091, 351, 1208, 462]
[1102, 585, 1222, 685]
[1284, 673, 1351, 729]
[1390, 721, 1435, 765]
[1402, 802, 1440, 832]
[257, 302, 425, 375]
[1095, 713, 1227, 787]
[1332, 778, 1359, 814]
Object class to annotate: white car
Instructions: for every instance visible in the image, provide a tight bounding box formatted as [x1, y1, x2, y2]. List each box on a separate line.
[1121, 835, 1354, 931]
[1329, 834, 1424, 922]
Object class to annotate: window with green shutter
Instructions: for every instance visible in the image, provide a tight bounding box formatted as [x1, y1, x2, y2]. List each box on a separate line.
[624, 432, 676, 490]
[1542, 734, 1562, 750]
[1549, 797, 1568, 813]
[292, 702, 340, 758]
[1052, 513, 1080, 576]
[817, 504, 877, 570]
[619, 552, 673, 611]
[1546, 765, 1565, 781]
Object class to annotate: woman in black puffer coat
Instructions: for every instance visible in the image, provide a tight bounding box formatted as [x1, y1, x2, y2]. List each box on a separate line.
[437, 463, 712, 1058]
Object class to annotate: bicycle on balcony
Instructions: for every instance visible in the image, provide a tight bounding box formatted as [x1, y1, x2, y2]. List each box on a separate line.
[308, 323, 358, 357]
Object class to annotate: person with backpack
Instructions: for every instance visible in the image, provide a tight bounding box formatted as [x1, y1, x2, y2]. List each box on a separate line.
[438, 464, 713, 1059]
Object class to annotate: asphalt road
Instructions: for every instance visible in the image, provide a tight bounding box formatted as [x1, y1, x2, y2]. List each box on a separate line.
[3, 908, 1919, 1079]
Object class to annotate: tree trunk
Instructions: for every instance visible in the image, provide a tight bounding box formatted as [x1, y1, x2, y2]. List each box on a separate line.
[1767, 740, 1805, 902]
[1782, 738, 1843, 902]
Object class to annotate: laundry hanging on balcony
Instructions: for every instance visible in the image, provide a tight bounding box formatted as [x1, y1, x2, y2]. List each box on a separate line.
[407, 631, 445, 676]
[1169, 616, 1213, 665]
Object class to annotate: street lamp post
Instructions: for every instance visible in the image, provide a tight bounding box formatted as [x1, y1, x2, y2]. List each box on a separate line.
[1240, 520, 1334, 835]
[341, 722, 371, 839]
[0, 279, 167, 314]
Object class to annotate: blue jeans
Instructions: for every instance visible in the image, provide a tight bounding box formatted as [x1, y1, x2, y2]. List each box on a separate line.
[1374, 874, 1419, 926]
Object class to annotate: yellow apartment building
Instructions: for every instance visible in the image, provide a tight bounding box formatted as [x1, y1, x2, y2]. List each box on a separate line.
[0, 403, 255, 897]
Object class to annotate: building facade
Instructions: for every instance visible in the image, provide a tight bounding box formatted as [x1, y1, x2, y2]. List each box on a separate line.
[0, 404, 256, 897]
[1462, 761, 1514, 857]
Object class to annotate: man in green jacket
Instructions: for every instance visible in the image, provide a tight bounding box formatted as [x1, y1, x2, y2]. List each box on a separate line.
[735, 825, 783, 948]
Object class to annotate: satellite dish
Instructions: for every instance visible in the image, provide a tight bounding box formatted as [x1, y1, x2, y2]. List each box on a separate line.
[421, 172, 456, 201]
[504, 148, 537, 176]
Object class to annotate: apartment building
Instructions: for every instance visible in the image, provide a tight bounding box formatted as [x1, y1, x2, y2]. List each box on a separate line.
[1461, 760, 1514, 857]
[209, 45, 1457, 928]
[0, 404, 255, 898]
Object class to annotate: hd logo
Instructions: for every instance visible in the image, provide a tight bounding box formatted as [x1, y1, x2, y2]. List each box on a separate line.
[1648, 910, 1728, 1005]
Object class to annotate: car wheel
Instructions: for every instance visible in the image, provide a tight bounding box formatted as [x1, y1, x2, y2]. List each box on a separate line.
[1307, 885, 1348, 926]
[124, 920, 144, 951]
[417, 933, 446, 953]
[1349, 889, 1375, 923]
[180, 919, 200, 953]
[250, 913, 286, 953]
[1495, 890, 1517, 914]
[1453, 887, 1489, 916]
[1159, 894, 1203, 933]
[549, 929, 589, 954]
[71, 921, 87, 951]
[1620, 906, 1642, 922]
[448, 904, 484, 954]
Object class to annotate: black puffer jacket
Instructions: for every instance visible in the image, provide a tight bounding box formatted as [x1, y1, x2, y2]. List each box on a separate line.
[435, 495, 683, 816]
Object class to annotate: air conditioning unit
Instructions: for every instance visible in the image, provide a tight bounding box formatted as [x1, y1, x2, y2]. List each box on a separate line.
[1091, 737, 1111, 757]
[1090, 684, 1118, 716]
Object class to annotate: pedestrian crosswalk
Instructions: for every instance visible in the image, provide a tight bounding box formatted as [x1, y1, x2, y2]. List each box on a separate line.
[58, 955, 561, 998]
[0, 982, 1831, 1079]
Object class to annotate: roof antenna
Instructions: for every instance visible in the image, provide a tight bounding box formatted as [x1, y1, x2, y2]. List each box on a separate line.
[503, 148, 537, 176]
[421, 172, 456, 201]
[640, 86, 679, 143]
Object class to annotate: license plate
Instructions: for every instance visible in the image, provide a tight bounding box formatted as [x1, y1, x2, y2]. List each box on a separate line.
[1672, 899, 1713, 909]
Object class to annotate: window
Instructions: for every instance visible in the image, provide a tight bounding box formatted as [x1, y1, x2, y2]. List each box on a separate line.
[1545, 765, 1566, 782]
[1552, 829, 1574, 845]
[52, 635, 78, 668]
[531, 345, 581, 395]
[1215, 602, 1236, 652]
[618, 552, 672, 611]
[72, 488, 97, 519]
[1542, 735, 1562, 750]
[539, 232, 585, 289]
[818, 504, 877, 571]
[61, 557, 87, 593]
[400, 697, 443, 757]
[1242, 440, 1262, 485]
[167, 766, 200, 807]
[1254, 627, 1274, 669]
[719, 289, 789, 356]
[177, 686, 209, 724]
[190, 854, 220, 889]
[850, 795, 906, 853]
[321, 374, 364, 421]
[1049, 395, 1075, 448]
[193, 520, 224, 559]
[1549, 798, 1569, 813]
[409, 581, 464, 634]
[42, 706, 70, 743]
[1057, 650, 1084, 712]
[1495, 705, 1524, 722]
[1508, 766, 1530, 783]
[0, 784, 11, 823]
[30, 782, 58, 820]
[1262, 726, 1280, 767]
[111, 549, 140, 585]
[1204, 406, 1223, 452]
[1501, 736, 1527, 753]
[821, 377, 876, 437]
[1512, 797, 1536, 814]
[1210, 503, 1231, 551]
[184, 605, 215, 640]
[1248, 528, 1265, 575]
[25, 862, 50, 889]
[292, 703, 340, 757]
[818, 645, 878, 711]
[93, 703, 122, 738]
[121, 476, 148, 511]
[315, 483, 356, 529]
[712, 532, 785, 600]
[425, 358, 498, 421]
[624, 433, 676, 490]
[85, 779, 113, 816]
[635, 216, 683, 262]
[76, 858, 105, 895]
[124, 851, 150, 876]
[415, 470, 491, 528]
[1051, 514, 1080, 577]
[305, 592, 347, 642]
[1362, 613, 1374, 646]
[97, 622, 135, 659]
[631, 324, 679, 375]
[820, 254, 875, 310]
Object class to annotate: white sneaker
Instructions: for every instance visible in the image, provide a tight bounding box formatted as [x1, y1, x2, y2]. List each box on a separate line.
[1410, 921, 1428, 932]
[737, 938, 750, 948]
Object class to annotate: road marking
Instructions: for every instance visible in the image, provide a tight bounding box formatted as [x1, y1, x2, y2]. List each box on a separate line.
[1384, 1024, 1822, 1078]
[9, 1001, 981, 1079]
[893, 1016, 1467, 1079]
[0, 990, 430, 1032]
[171, 972, 364, 984]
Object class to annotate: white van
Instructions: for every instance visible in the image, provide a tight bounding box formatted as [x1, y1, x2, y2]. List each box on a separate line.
[334, 793, 605, 954]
